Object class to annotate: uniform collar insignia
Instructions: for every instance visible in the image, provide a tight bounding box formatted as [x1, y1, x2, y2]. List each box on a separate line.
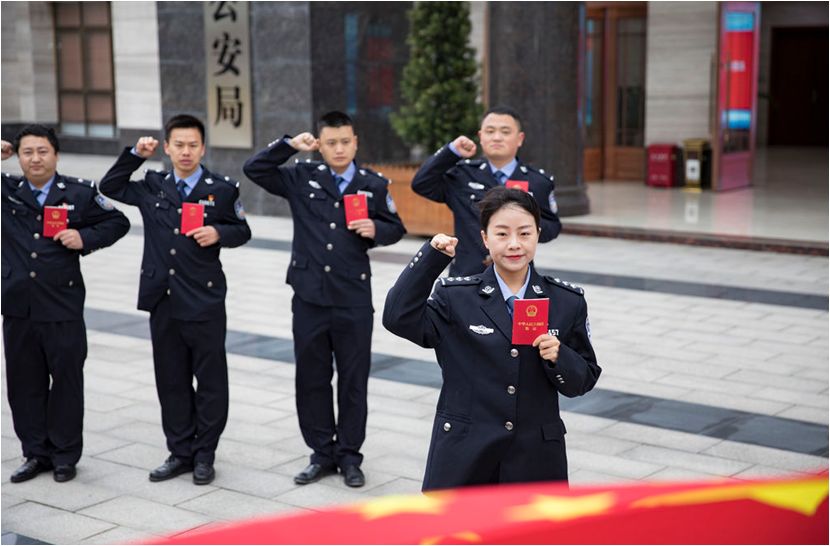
[481, 285, 495, 295]
[479, 163, 487, 170]
[532, 284, 544, 295]
[56, 181, 66, 189]
[317, 164, 327, 171]
[205, 178, 214, 185]
[520, 165, 528, 173]
[359, 169, 366, 176]
[469, 324, 494, 335]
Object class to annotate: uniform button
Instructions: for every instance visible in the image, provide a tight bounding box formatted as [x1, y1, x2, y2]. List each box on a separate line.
[324, 265, 331, 272]
[30, 252, 37, 259]
[413, 257, 419, 263]
[329, 222, 336, 230]
[417, 251, 423, 257]
[68, 280, 74, 287]
[292, 260, 297, 266]
[470, 194, 475, 199]
[166, 288, 171, 295]
[29, 271, 36, 278]
[360, 273, 367, 280]
[207, 281, 213, 288]
[334, 202, 340, 208]
[409, 262, 414, 268]
[173, 228, 180, 235]
[177, 208, 182, 214]
[169, 248, 176, 255]
[155, 202, 160, 207]
[36, 215, 42, 221]
[11, 210, 15, 215]
[169, 268, 176, 276]
[326, 243, 333, 251]
[443, 422, 451, 432]
[505, 421, 514, 431]
[510, 348, 519, 358]
[33, 233, 40, 239]
[507, 385, 516, 395]
[309, 192, 315, 198]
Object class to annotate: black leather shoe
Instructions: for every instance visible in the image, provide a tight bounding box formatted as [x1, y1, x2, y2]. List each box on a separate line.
[293, 463, 337, 485]
[193, 462, 215, 485]
[10, 459, 52, 483]
[342, 465, 365, 488]
[53, 464, 76, 482]
[149, 456, 193, 482]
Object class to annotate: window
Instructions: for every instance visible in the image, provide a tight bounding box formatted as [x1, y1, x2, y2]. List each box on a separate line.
[54, 2, 116, 137]
[615, 17, 646, 147]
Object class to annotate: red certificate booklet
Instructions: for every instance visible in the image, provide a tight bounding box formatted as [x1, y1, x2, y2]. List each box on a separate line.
[181, 203, 204, 234]
[505, 180, 529, 192]
[512, 298, 550, 345]
[344, 193, 368, 224]
[43, 206, 68, 237]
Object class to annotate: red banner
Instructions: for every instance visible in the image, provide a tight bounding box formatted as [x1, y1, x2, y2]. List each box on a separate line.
[726, 29, 754, 110]
[146, 475, 828, 545]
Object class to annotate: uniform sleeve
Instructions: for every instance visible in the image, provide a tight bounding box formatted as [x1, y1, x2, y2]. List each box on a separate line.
[383, 242, 453, 349]
[536, 176, 562, 243]
[76, 187, 131, 256]
[411, 144, 462, 203]
[98, 147, 150, 206]
[242, 137, 300, 198]
[369, 182, 406, 247]
[212, 187, 252, 249]
[544, 297, 601, 397]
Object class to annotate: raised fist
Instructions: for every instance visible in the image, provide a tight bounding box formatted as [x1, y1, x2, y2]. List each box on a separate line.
[290, 132, 319, 152]
[451, 135, 477, 158]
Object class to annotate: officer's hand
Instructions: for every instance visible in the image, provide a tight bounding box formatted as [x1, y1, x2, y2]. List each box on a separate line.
[532, 334, 560, 363]
[348, 218, 375, 239]
[54, 229, 84, 250]
[290, 132, 319, 152]
[1, 140, 13, 160]
[187, 226, 220, 247]
[135, 137, 159, 158]
[451, 136, 477, 158]
[431, 234, 458, 257]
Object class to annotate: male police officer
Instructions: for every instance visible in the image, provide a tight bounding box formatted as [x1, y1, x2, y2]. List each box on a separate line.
[1, 126, 130, 483]
[99, 115, 251, 485]
[243, 111, 405, 488]
[412, 106, 561, 276]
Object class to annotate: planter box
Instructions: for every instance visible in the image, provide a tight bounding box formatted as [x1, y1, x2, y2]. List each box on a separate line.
[366, 163, 454, 237]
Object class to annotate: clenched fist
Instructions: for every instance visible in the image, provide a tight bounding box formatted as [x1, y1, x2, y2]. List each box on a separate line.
[290, 132, 319, 152]
[135, 137, 159, 158]
[451, 135, 477, 158]
[431, 233, 458, 257]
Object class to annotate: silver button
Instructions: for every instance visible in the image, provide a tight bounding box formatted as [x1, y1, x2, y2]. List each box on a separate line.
[409, 263, 414, 268]
[36, 215, 42, 221]
[330, 222, 336, 229]
[207, 281, 213, 288]
[505, 421, 514, 431]
[309, 192, 315, 198]
[443, 422, 451, 432]
[417, 251, 423, 257]
[177, 208, 182, 214]
[170, 249, 176, 255]
[33, 233, 40, 239]
[324, 265, 331, 272]
[360, 273, 367, 280]
[334, 202, 340, 208]
[29, 271, 36, 278]
[413, 257, 419, 263]
[292, 260, 297, 266]
[173, 228, 180, 235]
[30, 252, 37, 259]
[68, 280, 74, 287]
[155, 202, 160, 207]
[166, 288, 171, 295]
[507, 385, 516, 395]
[510, 348, 519, 357]
[169, 269, 176, 276]
[326, 243, 333, 251]
[470, 194, 475, 199]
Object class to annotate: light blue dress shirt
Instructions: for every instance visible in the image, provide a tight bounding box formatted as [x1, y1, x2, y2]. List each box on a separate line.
[175, 166, 203, 198]
[331, 163, 356, 194]
[28, 176, 55, 207]
[494, 267, 531, 302]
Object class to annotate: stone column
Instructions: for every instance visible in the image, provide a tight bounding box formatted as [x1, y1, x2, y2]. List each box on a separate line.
[487, 1, 589, 215]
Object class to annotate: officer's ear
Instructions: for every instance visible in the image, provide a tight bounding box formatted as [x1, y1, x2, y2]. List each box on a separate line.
[481, 229, 489, 249]
[517, 131, 525, 148]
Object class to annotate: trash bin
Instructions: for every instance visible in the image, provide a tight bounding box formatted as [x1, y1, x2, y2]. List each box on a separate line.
[683, 138, 712, 189]
[646, 144, 683, 187]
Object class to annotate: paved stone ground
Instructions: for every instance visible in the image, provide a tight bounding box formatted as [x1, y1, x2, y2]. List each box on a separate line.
[1, 155, 827, 544]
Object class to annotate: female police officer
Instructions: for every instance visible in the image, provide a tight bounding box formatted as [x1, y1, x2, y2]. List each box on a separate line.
[383, 186, 601, 491]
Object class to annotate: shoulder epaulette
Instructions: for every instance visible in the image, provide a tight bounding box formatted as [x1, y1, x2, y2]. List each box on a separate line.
[297, 159, 325, 170]
[438, 275, 482, 287]
[544, 275, 585, 296]
[218, 174, 240, 188]
[520, 163, 555, 183]
[458, 157, 486, 168]
[357, 167, 391, 185]
[64, 176, 96, 188]
[3, 172, 21, 181]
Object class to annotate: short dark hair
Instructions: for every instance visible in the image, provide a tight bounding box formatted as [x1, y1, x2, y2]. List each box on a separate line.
[13, 124, 59, 154]
[482, 105, 523, 131]
[164, 114, 205, 143]
[479, 186, 541, 231]
[317, 110, 354, 133]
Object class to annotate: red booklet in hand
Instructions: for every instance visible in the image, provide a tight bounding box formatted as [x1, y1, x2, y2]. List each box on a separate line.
[181, 203, 205, 234]
[43, 206, 68, 237]
[512, 298, 550, 345]
[505, 180, 529, 192]
[344, 193, 368, 224]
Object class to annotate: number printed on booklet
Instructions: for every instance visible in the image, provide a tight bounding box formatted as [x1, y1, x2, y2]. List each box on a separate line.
[181, 203, 204, 234]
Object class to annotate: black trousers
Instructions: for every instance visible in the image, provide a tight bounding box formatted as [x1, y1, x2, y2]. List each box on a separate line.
[149, 297, 228, 465]
[292, 295, 372, 468]
[3, 316, 87, 466]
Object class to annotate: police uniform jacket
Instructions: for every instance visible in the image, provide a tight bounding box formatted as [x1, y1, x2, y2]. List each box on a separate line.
[99, 148, 251, 321]
[2, 172, 130, 321]
[412, 145, 562, 275]
[243, 138, 406, 309]
[382, 242, 601, 490]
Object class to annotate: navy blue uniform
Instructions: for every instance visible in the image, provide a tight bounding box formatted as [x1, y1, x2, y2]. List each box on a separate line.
[2, 171, 129, 467]
[383, 242, 600, 491]
[412, 146, 562, 276]
[243, 138, 405, 468]
[99, 148, 251, 465]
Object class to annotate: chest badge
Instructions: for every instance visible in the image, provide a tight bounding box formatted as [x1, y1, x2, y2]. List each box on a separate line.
[308, 180, 322, 189]
[468, 181, 485, 190]
[469, 324, 494, 335]
[198, 195, 216, 207]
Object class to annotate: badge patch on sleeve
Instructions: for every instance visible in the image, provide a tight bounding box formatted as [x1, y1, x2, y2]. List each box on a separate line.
[95, 193, 115, 211]
[549, 190, 558, 214]
[386, 193, 397, 214]
[585, 316, 592, 341]
[234, 198, 246, 220]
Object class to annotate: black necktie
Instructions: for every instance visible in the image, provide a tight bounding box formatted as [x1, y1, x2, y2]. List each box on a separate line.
[506, 295, 517, 317]
[177, 180, 187, 200]
[31, 189, 43, 207]
[335, 175, 348, 194]
[494, 170, 506, 185]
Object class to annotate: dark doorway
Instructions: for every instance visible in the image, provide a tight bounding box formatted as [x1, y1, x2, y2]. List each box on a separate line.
[768, 26, 828, 146]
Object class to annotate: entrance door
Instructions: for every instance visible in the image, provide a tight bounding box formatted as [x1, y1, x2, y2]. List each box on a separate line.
[583, 3, 647, 181]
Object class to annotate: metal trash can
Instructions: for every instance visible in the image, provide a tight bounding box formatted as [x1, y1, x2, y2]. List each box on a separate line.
[646, 144, 683, 187]
[683, 139, 712, 189]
